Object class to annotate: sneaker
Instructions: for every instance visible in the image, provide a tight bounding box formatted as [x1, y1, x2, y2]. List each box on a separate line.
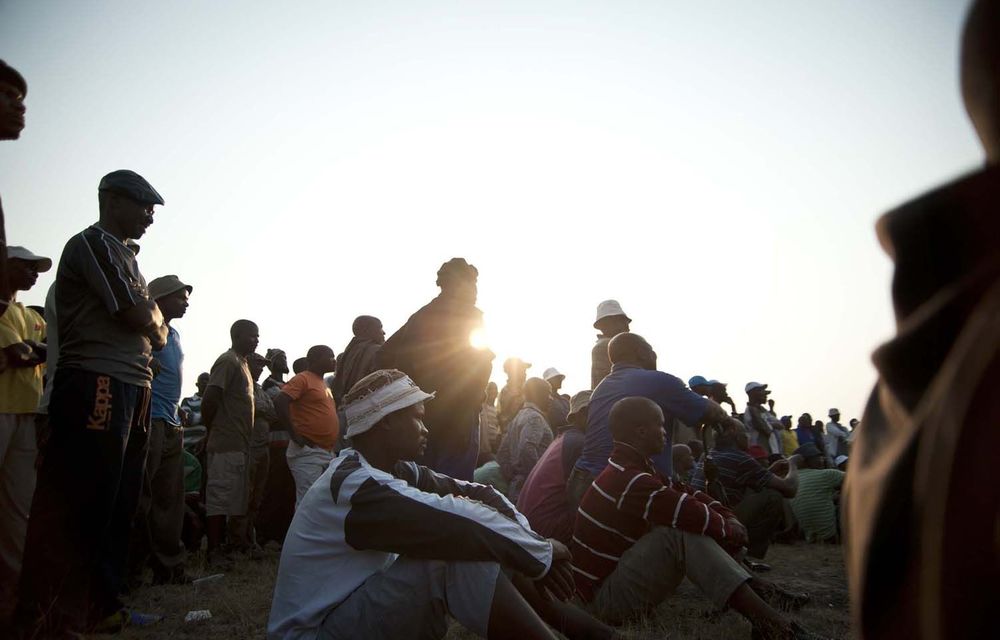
[744, 558, 772, 572]
[91, 608, 163, 633]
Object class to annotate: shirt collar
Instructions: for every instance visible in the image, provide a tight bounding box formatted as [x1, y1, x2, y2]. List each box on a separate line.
[609, 440, 655, 473]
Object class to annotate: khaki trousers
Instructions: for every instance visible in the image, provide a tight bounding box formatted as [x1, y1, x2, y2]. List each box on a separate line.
[591, 526, 750, 624]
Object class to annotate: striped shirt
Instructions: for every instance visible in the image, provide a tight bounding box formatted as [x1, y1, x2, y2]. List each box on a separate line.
[571, 442, 737, 602]
[789, 468, 844, 542]
[269, 448, 552, 639]
[690, 446, 774, 506]
[55, 225, 153, 386]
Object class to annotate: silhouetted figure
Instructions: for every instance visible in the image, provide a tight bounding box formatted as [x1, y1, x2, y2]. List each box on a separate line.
[17, 170, 167, 635]
[591, 299, 631, 388]
[331, 315, 384, 405]
[378, 258, 494, 480]
[0, 60, 27, 333]
[845, 2, 1000, 638]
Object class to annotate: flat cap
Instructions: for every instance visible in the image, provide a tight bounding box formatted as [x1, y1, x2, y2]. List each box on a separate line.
[98, 170, 164, 206]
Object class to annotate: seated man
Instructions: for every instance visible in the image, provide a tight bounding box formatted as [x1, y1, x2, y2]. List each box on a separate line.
[789, 443, 844, 543]
[692, 428, 799, 559]
[268, 369, 618, 640]
[516, 391, 592, 543]
[571, 397, 819, 639]
[496, 377, 553, 502]
[671, 443, 696, 484]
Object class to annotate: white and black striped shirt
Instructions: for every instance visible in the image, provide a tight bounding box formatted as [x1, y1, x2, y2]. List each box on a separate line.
[268, 448, 553, 640]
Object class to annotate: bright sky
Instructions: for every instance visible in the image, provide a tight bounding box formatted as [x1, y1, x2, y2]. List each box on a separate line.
[1, 0, 985, 419]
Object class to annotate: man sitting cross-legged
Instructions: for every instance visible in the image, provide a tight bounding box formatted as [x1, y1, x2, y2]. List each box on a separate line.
[268, 369, 620, 640]
[571, 397, 823, 640]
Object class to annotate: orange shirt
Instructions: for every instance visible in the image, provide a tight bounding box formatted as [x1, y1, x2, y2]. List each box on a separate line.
[282, 371, 339, 449]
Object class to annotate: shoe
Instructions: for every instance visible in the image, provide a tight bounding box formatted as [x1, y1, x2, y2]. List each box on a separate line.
[749, 579, 810, 611]
[744, 558, 772, 572]
[91, 607, 163, 633]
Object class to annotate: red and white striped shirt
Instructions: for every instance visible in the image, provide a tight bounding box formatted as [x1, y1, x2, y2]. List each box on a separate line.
[570, 441, 738, 601]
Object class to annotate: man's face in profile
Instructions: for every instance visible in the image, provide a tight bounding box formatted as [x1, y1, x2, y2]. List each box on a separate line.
[0, 80, 25, 140]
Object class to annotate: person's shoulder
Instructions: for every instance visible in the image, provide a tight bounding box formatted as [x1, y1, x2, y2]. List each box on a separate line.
[212, 350, 238, 369]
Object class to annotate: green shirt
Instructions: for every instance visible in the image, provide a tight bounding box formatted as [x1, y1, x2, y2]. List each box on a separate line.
[790, 468, 844, 542]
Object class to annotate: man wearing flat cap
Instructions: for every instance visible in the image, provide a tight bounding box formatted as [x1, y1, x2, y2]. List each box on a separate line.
[268, 369, 617, 640]
[17, 170, 168, 634]
[131, 275, 193, 585]
[0, 245, 49, 618]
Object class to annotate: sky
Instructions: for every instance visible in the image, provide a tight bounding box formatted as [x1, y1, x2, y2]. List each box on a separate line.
[0, 0, 985, 419]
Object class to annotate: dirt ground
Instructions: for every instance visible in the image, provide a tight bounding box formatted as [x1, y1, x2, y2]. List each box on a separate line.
[117, 542, 850, 639]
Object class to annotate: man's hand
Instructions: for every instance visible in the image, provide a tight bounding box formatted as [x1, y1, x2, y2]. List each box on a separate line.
[726, 517, 749, 548]
[538, 539, 576, 601]
[2, 342, 39, 367]
[150, 357, 162, 377]
[769, 458, 790, 476]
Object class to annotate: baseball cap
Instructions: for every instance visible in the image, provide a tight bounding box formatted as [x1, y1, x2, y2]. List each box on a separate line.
[745, 381, 769, 393]
[542, 367, 565, 382]
[503, 357, 532, 374]
[567, 390, 592, 420]
[98, 170, 164, 205]
[147, 275, 191, 301]
[688, 375, 710, 388]
[344, 371, 435, 439]
[5, 245, 52, 272]
[828, 408, 840, 417]
[594, 299, 631, 328]
[794, 442, 823, 459]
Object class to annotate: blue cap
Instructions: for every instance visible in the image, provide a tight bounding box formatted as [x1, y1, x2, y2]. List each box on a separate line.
[794, 443, 822, 459]
[688, 375, 710, 388]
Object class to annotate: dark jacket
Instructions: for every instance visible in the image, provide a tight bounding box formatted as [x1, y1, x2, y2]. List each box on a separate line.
[378, 294, 493, 451]
[844, 165, 1000, 640]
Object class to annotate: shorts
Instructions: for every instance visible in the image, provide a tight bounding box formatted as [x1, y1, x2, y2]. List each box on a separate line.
[205, 451, 249, 517]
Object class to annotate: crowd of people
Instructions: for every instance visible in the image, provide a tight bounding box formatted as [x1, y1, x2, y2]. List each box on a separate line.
[1, 1, 998, 637]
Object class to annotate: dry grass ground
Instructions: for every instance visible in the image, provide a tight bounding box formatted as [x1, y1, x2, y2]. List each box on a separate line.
[117, 542, 849, 639]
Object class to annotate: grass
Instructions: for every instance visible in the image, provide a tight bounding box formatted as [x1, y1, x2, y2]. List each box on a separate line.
[117, 542, 850, 639]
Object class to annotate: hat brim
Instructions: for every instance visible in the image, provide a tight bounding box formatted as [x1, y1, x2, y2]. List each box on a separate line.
[151, 284, 192, 300]
[593, 314, 632, 329]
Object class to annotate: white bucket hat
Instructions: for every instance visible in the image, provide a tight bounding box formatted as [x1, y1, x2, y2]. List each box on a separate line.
[594, 299, 631, 328]
[542, 367, 565, 382]
[344, 371, 435, 439]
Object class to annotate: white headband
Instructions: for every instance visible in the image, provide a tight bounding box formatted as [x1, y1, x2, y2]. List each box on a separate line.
[344, 374, 435, 438]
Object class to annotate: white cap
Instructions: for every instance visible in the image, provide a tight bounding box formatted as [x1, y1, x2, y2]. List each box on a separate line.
[542, 367, 565, 382]
[344, 372, 435, 439]
[594, 299, 631, 328]
[834, 455, 849, 466]
[828, 408, 840, 417]
[6, 245, 52, 272]
[745, 381, 768, 393]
